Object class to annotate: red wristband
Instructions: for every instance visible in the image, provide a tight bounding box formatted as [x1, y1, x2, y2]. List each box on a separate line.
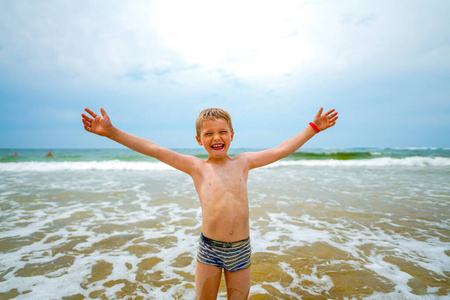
[309, 122, 320, 133]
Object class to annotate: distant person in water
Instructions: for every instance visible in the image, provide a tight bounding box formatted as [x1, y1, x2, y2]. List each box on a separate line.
[13, 152, 18, 157]
[45, 151, 53, 157]
[81, 106, 338, 299]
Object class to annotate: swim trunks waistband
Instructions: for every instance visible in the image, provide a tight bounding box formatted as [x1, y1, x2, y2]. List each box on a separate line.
[200, 233, 250, 248]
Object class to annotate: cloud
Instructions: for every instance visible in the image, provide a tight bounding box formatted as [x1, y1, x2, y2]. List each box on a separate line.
[0, 0, 449, 148]
[0, 1, 170, 86]
[1, 0, 447, 90]
[122, 65, 149, 81]
[152, 0, 315, 78]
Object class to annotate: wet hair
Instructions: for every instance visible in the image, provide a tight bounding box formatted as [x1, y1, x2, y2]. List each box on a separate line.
[195, 108, 233, 137]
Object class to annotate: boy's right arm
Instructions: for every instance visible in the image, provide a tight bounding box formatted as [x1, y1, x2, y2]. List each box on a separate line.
[241, 107, 338, 170]
[81, 107, 199, 175]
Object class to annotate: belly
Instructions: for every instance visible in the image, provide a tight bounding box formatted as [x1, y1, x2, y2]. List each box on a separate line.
[201, 197, 250, 242]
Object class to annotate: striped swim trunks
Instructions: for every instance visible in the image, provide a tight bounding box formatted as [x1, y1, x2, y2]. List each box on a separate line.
[197, 233, 252, 272]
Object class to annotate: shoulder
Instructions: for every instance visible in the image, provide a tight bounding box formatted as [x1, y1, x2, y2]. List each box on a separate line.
[188, 155, 206, 169]
[189, 155, 210, 173]
[233, 152, 253, 168]
[234, 152, 250, 161]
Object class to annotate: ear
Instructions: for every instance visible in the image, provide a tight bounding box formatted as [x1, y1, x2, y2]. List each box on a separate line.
[195, 136, 203, 146]
[230, 131, 234, 142]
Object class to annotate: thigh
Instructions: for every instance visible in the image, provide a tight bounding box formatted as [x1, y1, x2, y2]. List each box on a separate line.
[195, 261, 222, 300]
[224, 267, 251, 300]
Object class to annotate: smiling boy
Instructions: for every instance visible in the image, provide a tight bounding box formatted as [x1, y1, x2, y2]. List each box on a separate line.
[81, 107, 338, 299]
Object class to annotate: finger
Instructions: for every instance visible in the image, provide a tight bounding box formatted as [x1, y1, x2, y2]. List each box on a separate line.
[82, 118, 92, 127]
[100, 107, 108, 118]
[83, 122, 92, 132]
[316, 107, 323, 118]
[84, 108, 98, 118]
[328, 112, 338, 119]
[81, 113, 93, 123]
[83, 125, 92, 132]
[81, 115, 92, 123]
[325, 109, 335, 116]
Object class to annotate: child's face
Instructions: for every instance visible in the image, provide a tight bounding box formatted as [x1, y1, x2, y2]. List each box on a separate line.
[196, 118, 234, 159]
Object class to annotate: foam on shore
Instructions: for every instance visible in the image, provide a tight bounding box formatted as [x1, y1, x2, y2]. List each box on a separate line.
[1, 156, 449, 172]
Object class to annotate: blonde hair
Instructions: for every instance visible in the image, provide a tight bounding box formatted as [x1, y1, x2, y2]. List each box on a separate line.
[195, 108, 233, 137]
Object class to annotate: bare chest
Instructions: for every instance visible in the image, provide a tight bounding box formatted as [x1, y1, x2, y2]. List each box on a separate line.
[195, 162, 249, 202]
[207, 168, 245, 193]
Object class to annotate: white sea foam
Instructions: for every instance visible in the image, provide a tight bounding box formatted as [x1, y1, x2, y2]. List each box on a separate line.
[0, 160, 175, 172]
[1, 156, 449, 173]
[268, 156, 450, 167]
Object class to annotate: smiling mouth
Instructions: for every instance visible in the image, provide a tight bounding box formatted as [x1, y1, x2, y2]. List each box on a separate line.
[211, 144, 225, 150]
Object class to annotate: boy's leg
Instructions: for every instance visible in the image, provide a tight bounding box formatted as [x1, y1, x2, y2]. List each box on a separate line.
[224, 267, 251, 300]
[195, 261, 222, 300]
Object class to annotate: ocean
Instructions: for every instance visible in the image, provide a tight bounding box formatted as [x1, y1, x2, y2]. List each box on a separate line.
[1, 148, 449, 299]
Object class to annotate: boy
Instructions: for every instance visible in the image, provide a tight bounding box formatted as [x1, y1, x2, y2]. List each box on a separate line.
[81, 107, 338, 299]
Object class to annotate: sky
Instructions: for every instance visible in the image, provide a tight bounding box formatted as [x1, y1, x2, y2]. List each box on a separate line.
[0, 0, 449, 149]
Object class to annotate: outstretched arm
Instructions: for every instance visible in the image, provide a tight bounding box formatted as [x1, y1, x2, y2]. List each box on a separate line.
[81, 108, 199, 175]
[243, 107, 338, 169]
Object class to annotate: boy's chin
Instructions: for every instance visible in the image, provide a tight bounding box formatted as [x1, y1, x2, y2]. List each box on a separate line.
[207, 148, 228, 158]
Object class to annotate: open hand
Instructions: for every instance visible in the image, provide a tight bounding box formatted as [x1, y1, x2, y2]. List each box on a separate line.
[81, 107, 113, 137]
[312, 107, 338, 131]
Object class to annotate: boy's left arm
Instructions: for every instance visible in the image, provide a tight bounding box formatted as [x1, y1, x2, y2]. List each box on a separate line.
[243, 107, 338, 169]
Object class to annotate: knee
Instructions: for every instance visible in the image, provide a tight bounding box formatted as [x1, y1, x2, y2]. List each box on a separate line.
[227, 286, 250, 299]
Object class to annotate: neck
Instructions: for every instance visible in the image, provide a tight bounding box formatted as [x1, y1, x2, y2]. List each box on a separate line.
[206, 155, 230, 164]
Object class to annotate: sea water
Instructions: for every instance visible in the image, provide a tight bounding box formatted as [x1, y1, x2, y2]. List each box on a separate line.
[0, 148, 449, 299]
